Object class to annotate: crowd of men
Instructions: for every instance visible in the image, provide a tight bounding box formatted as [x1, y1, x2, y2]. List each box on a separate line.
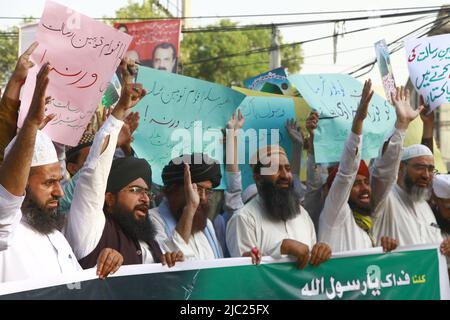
[0, 41, 449, 287]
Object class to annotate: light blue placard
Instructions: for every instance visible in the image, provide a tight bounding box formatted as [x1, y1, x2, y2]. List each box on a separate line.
[288, 74, 396, 163]
[133, 66, 245, 188]
[236, 96, 296, 190]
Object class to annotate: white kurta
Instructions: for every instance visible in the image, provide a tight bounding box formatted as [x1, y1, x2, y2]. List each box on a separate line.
[442, 231, 450, 269]
[65, 116, 154, 264]
[373, 184, 444, 246]
[226, 195, 316, 258]
[0, 185, 81, 283]
[149, 206, 217, 261]
[318, 129, 405, 253]
[443, 231, 449, 269]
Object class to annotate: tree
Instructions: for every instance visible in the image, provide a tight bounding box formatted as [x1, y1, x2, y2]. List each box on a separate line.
[0, 27, 19, 87]
[181, 20, 303, 85]
[114, 0, 169, 22]
[114, 2, 303, 85]
[0, 17, 36, 87]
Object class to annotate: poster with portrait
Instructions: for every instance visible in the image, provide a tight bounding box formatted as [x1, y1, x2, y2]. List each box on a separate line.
[114, 19, 182, 73]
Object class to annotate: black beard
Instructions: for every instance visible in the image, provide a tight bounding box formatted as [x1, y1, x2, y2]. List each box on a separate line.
[433, 207, 450, 234]
[348, 199, 372, 216]
[21, 195, 65, 235]
[259, 180, 300, 221]
[110, 204, 155, 244]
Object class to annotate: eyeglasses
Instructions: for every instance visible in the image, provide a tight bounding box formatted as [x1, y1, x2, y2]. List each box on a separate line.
[124, 186, 154, 199]
[407, 163, 438, 175]
[196, 185, 214, 197]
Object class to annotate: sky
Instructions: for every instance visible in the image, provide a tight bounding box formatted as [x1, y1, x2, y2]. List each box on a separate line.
[1, 0, 449, 88]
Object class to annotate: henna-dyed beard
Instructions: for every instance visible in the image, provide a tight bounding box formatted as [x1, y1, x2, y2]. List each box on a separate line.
[175, 202, 210, 234]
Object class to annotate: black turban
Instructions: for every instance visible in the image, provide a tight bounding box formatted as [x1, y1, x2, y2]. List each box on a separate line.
[161, 153, 221, 188]
[66, 133, 95, 163]
[106, 157, 152, 193]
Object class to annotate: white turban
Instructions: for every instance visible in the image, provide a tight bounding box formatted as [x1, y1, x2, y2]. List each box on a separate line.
[401, 144, 433, 161]
[5, 130, 58, 167]
[433, 174, 450, 199]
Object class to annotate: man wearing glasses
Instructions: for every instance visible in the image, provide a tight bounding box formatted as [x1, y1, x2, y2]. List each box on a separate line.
[149, 153, 223, 260]
[65, 59, 183, 269]
[373, 142, 444, 248]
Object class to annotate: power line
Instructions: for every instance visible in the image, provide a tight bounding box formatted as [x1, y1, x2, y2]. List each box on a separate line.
[183, 14, 434, 66]
[184, 46, 375, 71]
[345, 18, 440, 75]
[1, 10, 435, 41]
[349, 15, 450, 78]
[1, 7, 447, 74]
[0, 7, 447, 35]
[0, 5, 446, 21]
[188, 12, 444, 72]
[349, 17, 448, 78]
[182, 7, 447, 33]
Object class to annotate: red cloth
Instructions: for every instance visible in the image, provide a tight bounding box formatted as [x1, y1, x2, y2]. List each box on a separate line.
[326, 160, 369, 189]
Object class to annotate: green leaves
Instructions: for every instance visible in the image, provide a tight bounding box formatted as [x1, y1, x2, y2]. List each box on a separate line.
[0, 27, 19, 87]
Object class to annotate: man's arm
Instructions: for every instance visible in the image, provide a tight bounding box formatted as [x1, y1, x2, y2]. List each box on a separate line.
[370, 86, 423, 215]
[304, 111, 323, 193]
[64, 110, 123, 259]
[2, 42, 38, 101]
[223, 171, 244, 221]
[65, 59, 146, 259]
[0, 42, 39, 164]
[0, 62, 50, 250]
[285, 118, 304, 176]
[223, 111, 245, 219]
[285, 118, 306, 200]
[419, 97, 434, 153]
[0, 97, 20, 165]
[303, 153, 325, 229]
[303, 112, 325, 226]
[175, 164, 200, 244]
[369, 129, 405, 214]
[0, 62, 50, 196]
[320, 80, 373, 228]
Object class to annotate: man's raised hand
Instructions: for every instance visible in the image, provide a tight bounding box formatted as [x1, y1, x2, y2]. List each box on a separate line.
[392, 86, 423, 130]
[12, 41, 38, 83]
[26, 62, 52, 127]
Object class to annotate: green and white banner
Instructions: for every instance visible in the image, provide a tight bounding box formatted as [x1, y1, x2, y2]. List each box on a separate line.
[0, 245, 448, 300]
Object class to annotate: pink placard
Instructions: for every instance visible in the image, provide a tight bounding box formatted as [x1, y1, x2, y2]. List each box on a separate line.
[19, 1, 132, 146]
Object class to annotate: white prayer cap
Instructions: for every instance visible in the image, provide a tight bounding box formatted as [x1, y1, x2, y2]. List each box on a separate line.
[250, 145, 287, 170]
[433, 174, 450, 199]
[401, 144, 433, 161]
[5, 130, 58, 167]
[242, 184, 258, 204]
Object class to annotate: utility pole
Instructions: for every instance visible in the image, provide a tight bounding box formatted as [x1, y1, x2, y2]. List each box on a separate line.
[182, 0, 192, 28]
[269, 25, 281, 70]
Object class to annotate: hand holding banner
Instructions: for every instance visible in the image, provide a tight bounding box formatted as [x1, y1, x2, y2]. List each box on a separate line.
[19, 0, 132, 146]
